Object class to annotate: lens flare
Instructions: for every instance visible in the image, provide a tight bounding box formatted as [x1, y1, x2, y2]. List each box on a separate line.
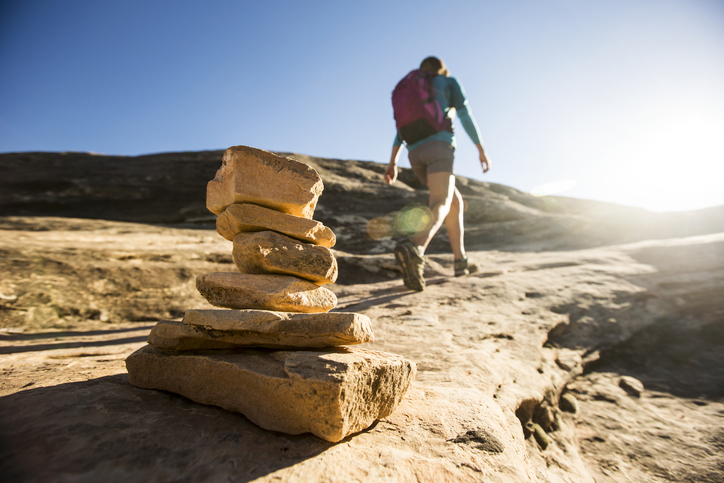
[365, 204, 435, 240]
[530, 179, 577, 197]
[393, 204, 433, 236]
[366, 216, 393, 240]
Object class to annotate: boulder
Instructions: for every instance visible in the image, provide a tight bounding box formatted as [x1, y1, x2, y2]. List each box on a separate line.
[559, 393, 579, 414]
[619, 376, 645, 397]
[532, 423, 550, 450]
[206, 146, 323, 218]
[125, 345, 417, 442]
[232, 231, 337, 284]
[217, 203, 335, 247]
[147, 310, 373, 350]
[196, 272, 336, 313]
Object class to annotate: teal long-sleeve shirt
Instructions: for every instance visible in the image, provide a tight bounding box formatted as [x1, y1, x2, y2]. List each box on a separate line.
[393, 75, 482, 151]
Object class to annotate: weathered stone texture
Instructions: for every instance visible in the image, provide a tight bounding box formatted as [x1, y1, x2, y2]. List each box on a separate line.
[125, 345, 417, 442]
[196, 272, 336, 313]
[232, 231, 337, 284]
[147, 311, 373, 350]
[184, 309, 372, 346]
[206, 146, 323, 218]
[216, 203, 336, 247]
[148, 320, 238, 351]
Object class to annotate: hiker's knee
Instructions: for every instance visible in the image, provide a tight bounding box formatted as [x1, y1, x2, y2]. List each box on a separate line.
[430, 192, 454, 215]
[450, 189, 462, 210]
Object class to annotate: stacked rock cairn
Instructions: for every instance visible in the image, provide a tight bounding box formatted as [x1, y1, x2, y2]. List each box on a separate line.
[126, 145, 416, 443]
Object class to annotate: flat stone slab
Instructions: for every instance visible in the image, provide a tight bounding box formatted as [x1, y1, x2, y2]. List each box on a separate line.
[196, 272, 337, 313]
[125, 345, 416, 442]
[148, 320, 240, 351]
[147, 310, 373, 349]
[232, 231, 337, 285]
[217, 203, 335, 248]
[206, 146, 323, 219]
[185, 309, 372, 346]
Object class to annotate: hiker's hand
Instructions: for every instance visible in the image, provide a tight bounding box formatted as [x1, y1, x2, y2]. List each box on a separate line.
[480, 152, 491, 173]
[477, 144, 490, 173]
[384, 164, 398, 184]
[386, 145, 402, 184]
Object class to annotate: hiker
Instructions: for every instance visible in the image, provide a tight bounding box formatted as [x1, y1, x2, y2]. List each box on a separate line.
[385, 56, 490, 291]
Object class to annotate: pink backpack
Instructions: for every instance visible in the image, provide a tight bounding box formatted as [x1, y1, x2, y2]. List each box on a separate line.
[392, 69, 453, 144]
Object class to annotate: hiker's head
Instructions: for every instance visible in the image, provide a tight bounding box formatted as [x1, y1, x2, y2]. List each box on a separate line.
[420, 56, 449, 77]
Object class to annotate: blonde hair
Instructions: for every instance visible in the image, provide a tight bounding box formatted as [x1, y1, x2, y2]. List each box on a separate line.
[420, 56, 449, 76]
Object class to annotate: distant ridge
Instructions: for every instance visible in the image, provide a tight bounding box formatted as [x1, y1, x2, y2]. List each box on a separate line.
[1, 150, 722, 253]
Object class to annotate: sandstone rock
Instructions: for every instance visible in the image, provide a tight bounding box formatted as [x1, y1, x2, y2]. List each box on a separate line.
[146, 311, 373, 350]
[196, 272, 336, 313]
[619, 376, 645, 397]
[559, 393, 579, 414]
[449, 429, 505, 454]
[148, 320, 239, 351]
[216, 203, 335, 247]
[206, 146, 323, 218]
[125, 344, 417, 442]
[555, 349, 582, 371]
[232, 231, 337, 285]
[184, 309, 372, 345]
[532, 423, 550, 450]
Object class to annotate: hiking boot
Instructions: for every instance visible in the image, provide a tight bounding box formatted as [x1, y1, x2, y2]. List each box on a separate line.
[394, 241, 425, 291]
[454, 256, 479, 277]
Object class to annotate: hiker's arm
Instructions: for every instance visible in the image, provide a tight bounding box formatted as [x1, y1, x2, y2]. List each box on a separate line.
[458, 104, 490, 173]
[450, 78, 482, 145]
[450, 78, 489, 173]
[456, 103, 482, 145]
[385, 142, 402, 185]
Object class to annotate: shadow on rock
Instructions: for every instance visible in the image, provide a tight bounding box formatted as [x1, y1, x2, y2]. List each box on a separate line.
[587, 317, 724, 399]
[0, 336, 151, 355]
[544, 289, 656, 351]
[0, 374, 332, 482]
[0, 325, 155, 342]
[547, 237, 724, 401]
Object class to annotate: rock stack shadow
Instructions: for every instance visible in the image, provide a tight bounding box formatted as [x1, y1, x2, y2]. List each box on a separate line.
[125, 146, 416, 443]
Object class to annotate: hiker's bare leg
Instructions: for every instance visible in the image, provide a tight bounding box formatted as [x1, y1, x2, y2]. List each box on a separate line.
[444, 186, 466, 260]
[412, 172, 455, 255]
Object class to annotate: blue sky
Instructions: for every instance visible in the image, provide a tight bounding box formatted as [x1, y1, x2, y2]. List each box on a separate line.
[2, 0, 723, 212]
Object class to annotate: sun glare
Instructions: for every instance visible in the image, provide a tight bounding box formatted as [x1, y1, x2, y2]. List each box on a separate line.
[558, 100, 724, 212]
[610, 112, 721, 212]
[530, 179, 577, 197]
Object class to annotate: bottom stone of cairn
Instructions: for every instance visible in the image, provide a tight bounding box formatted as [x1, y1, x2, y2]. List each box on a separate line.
[126, 345, 416, 442]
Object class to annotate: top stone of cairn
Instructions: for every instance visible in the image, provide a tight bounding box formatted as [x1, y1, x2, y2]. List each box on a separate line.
[207, 146, 324, 219]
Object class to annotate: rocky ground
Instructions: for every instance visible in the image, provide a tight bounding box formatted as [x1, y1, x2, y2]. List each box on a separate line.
[0, 150, 722, 482]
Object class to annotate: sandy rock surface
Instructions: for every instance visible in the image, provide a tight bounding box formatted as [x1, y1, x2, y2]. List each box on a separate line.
[1, 218, 722, 482]
[1, 150, 723, 482]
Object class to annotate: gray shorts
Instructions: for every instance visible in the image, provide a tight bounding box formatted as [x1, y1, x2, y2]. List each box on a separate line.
[408, 140, 455, 186]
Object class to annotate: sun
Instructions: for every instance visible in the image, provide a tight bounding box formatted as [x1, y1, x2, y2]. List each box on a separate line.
[546, 101, 724, 212]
